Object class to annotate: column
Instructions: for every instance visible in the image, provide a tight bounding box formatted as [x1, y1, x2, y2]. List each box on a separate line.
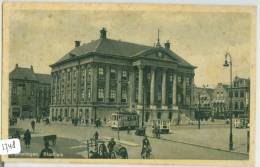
[69, 69, 72, 104]
[59, 71, 62, 104]
[137, 65, 144, 106]
[63, 70, 67, 104]
[172, 74, 177, 106]
[84, 65, 87, 102]
[183, 75, 186, 105]
[191, 77, 194, 106]
[117, 67, 122, 104]
[91, 64, 97, 102]
[51, 73, 55, 105]
[55, 72, 59, 104]
[129, 69, 136, 112]
[105, 65, 110, 103]
[161, 68, 167, 109]
[150, 67, 156, 109]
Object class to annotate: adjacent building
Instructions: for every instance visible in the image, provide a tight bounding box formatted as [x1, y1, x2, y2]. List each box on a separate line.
[211, 83, 230, 119]
[193, 86, 214, 120]
[9, 64, 51, 118]
[49, 28, 196, 123]
[230, 76, 250, 118]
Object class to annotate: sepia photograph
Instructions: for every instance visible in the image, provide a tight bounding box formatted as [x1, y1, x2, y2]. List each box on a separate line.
[1, 3, 256, 165]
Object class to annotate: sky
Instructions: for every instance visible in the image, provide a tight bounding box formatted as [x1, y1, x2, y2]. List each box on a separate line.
[7, 7, 253, 87]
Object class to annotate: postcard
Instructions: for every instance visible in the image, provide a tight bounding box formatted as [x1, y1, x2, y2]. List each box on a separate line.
[1, 3, 256, 166]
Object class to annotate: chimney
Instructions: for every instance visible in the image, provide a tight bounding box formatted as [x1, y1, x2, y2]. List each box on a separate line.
[100, 27, 107, 39]
[164, 40, 170, 50]
[75, 40, 81, 47]
[30, 65, 33, 71]
[15, 64, 18, 68]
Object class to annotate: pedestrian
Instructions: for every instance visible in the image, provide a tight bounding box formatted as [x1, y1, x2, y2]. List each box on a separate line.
[31, 120, 36, 132]
[117, 129, 120, 140]
[156, 125, 160, 139]
[93, 131, 99, 141]
[85, 119, 89, 126]
[39, 142, 54, 158]
[127, 125, 131, 134]
[152, 126, 156, 138]
[23, 129, 31, 149]
[91, 118, 94, 125]
[141, 135, 152, 159]
[107, 138, 116, 156]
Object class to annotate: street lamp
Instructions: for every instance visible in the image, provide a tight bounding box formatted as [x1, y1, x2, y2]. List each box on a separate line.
[223, 52, 233, 151]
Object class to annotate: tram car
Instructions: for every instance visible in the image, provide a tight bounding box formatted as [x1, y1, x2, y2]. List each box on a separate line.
[110, 112, 139, 129]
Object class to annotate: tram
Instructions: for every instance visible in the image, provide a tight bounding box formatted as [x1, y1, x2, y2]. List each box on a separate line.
[110, 112, 139, 129]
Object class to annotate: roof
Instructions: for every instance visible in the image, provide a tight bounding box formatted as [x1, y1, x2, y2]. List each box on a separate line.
[9, 67, 38, 81]
[9, 66, 51, 84]
[51, 38, 195, 68]
[36, 74, 51, 84]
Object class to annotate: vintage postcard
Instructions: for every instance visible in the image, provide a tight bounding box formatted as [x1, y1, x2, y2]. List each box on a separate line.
[1, 2, 256, 166]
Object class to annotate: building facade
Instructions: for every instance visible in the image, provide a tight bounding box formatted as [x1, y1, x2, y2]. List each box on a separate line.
[9, 64, 51, 118]
[50, 28, 196, 123]
[230, 76, 250, 118]
[211, 83, 229, 119]
[193, 86, 214, 120]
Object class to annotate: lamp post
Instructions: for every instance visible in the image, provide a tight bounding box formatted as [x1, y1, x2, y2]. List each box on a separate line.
[198, 93, 201, 129]
[223, 52, 233, 151]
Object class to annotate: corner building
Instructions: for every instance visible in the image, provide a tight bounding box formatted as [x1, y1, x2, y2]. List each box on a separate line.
[50, 28, 196, 124]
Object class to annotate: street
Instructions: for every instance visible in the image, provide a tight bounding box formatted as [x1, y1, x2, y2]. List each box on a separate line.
[9, 119, 249, 160]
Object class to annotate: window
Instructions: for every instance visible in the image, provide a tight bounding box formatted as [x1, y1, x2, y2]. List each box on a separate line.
[74, 70, 77, 79]
[22, 87, 26, 96]
[122, 70, 128, 80]
[235, 91, 238, 97]
[178, 76, 182, 83]
[169, 75, 173, 82]
[109, 89, 116, 102]
[157, 112, 161, 119]
[240, 91, 244, 97]
[12, 86, 17, 95]
[240, 102, 244, 109]
[98, 88, 104, 101]
[87, 88, 91, 100]
[235, 102, 238, 109]
[88, 69, 91, 79]
[186, 77, 190, 86]
[110, 68, 116, 79]
[98, 67, 104, 78]
[168, 112, 173, 120]
[121, 88, 127, 103]
[67, 72, 70, 80]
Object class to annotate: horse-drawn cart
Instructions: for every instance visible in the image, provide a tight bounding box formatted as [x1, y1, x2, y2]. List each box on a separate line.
[86, 138, 128, 159]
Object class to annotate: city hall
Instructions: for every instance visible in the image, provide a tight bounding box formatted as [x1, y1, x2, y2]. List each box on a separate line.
[50, 28, 196, 124]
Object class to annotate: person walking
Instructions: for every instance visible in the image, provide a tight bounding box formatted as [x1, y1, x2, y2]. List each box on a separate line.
[107, 138, 116, 157]
[23, 129, 31, 149]
[31, 120, 36, 132]
[141, 135, 152, 159]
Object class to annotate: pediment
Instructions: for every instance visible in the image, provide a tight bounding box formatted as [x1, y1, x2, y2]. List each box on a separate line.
[133, 48, 177, 63]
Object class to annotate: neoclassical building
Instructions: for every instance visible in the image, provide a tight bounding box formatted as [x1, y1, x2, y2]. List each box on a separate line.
[50, 28, 196, 123]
